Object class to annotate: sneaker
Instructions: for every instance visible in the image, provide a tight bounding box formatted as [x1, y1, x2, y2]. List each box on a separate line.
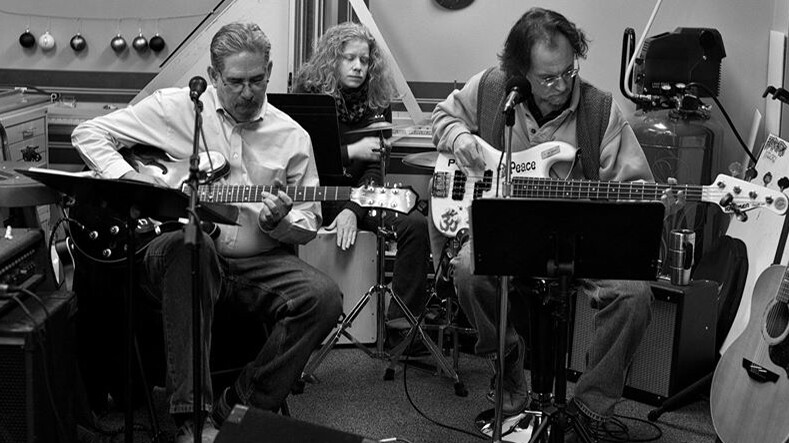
[211, 387, 234, 428]
[174, 418, 219, 443]
[486, 336, 528, 415]
[563, 398, 603, 443]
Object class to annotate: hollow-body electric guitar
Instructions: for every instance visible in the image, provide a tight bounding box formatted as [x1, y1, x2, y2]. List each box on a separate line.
[710, 262, 789, 442]
[69, 148, 418, 265]
[431, 136, 788, 237]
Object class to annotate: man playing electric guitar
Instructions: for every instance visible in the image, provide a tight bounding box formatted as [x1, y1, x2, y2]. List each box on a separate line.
[71, 23, 343, 442]
[430, 7, 683, 440]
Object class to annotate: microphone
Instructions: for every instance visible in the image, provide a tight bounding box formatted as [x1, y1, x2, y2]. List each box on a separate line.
[189, 76, 207, 101]
[502, 76, 530, 114]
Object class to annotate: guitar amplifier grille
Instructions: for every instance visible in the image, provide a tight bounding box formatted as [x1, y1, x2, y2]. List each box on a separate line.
[568, 280, 717, 405]
[0, 345, 28, 442]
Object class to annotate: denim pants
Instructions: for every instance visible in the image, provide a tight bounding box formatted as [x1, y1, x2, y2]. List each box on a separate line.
[451, 238, 653, 420]
[359, 209, 430, 320]
[140, 230, 343, 415]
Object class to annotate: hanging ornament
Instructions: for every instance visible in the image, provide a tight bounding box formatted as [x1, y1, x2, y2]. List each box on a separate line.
[39, 31, 56, 51]
[19, 28, 36, 48]
[111, 34, 127, 53]
[149, 33, 166, 52]
[132, 32, 148, 52]
[70, 33, 87, 52]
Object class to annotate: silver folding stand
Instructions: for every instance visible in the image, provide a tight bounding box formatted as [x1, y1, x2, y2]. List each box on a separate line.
[470, 198, 664, 442]
[299, 126, 466, 396]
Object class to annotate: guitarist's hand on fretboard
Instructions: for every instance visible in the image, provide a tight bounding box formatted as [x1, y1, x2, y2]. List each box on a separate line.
[258, 180, 293, 230]
[120, 170, 168, 187]
[661, 176, 687, 216]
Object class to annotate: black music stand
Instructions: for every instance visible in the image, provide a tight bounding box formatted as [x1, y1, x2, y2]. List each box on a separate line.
[470, 198, 663, 443]
[267, 93, 346, 185]
[15, 167, 237, 443]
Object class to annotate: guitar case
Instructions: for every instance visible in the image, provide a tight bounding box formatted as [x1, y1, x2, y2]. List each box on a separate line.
[692, 235, 748, 350]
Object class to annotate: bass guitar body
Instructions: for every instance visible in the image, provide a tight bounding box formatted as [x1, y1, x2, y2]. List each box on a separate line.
[711, 264, 789, 443]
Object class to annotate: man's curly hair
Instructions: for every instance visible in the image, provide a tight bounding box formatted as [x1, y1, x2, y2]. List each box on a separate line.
[499, 8, 589, 79]
[295, 22, 398, 109]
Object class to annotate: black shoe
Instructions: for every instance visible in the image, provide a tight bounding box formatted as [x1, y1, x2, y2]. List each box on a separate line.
[485, 337, 528, 415]
[211, 387, 234, 428]
[385, 324, 430, 357]
[563, 398, 603, 443]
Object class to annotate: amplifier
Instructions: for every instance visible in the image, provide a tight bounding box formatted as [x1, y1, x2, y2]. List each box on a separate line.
[568, 279, 718, 406]
[0, 228, 56, 316]
[0, 290, 77, 442]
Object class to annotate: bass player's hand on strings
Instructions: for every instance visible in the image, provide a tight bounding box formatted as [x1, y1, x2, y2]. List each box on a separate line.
[452, 133, 486, 178]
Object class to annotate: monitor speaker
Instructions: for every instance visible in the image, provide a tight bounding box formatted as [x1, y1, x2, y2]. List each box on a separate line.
[568, 279, 718, 406]
[215, 405, 376, 443]
[0, 290, 77, 442]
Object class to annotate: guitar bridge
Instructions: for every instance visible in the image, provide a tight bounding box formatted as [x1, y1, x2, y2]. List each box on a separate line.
[742, 358, 779, 383]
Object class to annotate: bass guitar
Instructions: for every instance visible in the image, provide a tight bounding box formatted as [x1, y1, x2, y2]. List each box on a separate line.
[431, 136, 788, 237]
[710, 263, 789, 442]
[68, 148, 418, 265]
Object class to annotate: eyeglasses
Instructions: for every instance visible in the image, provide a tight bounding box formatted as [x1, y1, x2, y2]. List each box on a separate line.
[217, 71, 268, 93]
[533, 62, 580, 88]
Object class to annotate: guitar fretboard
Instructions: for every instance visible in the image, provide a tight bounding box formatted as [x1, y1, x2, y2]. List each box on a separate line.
[197, 185, 352, 203]
[510, 177, 704, 202]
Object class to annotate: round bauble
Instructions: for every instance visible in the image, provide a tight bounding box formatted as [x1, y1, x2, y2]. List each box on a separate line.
[38, 32, 56, 51]
[149, 34, 165, 52]
[111, 34, 127, 53]
[19, 30, 36, 48]
[70, 33, 87, 52]
[132, 33, 148, 52]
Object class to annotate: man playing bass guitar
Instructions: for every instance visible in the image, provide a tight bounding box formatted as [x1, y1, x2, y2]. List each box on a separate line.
[430, 7, 683, 440]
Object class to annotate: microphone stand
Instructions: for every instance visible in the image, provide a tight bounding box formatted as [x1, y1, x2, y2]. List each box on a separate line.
[491, 104, 517, 442]
[186, 96, 205, 443]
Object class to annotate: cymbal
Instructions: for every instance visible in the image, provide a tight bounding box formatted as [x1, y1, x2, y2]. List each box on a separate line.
[344, 121, 396, 134]
[402, 151, 439, 170]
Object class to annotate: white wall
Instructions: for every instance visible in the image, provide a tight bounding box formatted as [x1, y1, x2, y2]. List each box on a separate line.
[1, 0, 217, 72]
[369, 0, 778, 175]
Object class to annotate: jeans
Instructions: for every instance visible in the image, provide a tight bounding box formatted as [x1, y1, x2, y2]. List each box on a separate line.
[140, 230, 343, 415]
[359, 209, 430, 320]
[450, 236, 653, 420]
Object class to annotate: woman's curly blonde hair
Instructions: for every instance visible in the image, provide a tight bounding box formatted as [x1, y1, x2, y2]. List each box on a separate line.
[295, 22, 398, 109]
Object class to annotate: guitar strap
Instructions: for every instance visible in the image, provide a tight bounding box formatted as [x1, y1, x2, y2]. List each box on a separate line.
[476, 67, 611, 180]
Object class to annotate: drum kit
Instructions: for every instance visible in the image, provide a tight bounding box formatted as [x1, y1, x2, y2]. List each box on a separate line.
[347, 122, 439, 171]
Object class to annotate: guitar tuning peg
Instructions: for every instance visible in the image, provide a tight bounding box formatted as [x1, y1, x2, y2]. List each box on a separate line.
[737, 211, 748, 222]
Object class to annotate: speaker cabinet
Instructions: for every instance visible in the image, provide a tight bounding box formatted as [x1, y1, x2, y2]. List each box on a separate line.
[568, 279, 718, 406]
[216, 405, 375, 443]
[0, 290, 76, 442]
[298, 229, 377, 344]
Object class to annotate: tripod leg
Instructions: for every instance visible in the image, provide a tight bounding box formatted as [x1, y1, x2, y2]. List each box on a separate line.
[301, 289, 375, 383]
[648, 372, 712, 421]
[384, 287, 468, 396]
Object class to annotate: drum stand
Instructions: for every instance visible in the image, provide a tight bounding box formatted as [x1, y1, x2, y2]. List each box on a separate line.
[299, 130, 467, 397]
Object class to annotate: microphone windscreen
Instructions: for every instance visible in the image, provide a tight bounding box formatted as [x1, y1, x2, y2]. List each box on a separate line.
[189, 76, 207, 99]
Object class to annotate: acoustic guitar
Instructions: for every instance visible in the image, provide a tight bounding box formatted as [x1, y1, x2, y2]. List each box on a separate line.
[68, 147, 418, 265]
[710, 263, 789, 442]
[431, 136, 788, 237]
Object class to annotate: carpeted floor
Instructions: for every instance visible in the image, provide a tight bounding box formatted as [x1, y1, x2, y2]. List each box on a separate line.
[287, 346, 718, 443]
[82, 344, 718, 442]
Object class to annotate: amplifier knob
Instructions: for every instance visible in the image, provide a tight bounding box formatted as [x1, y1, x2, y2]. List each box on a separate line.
[88, 231, 99, 240]
[101, 249, 112, 258]
[110, 226, 120, 235]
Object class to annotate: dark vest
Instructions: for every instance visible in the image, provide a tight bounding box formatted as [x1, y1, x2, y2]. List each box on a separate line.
[476, 67, 612, 180]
